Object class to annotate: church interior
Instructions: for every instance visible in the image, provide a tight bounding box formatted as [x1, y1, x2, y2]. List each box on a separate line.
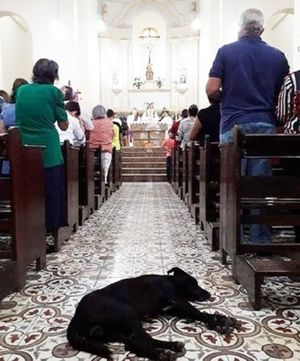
[0, 0, 300, 360]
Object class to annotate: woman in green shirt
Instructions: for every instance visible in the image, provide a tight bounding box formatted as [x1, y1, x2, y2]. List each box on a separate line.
[16, 58, 69, 247]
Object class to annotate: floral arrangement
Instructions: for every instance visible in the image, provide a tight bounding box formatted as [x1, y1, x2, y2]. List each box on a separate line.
[154, 77, 165, 89]
[133, 77, 144, 89]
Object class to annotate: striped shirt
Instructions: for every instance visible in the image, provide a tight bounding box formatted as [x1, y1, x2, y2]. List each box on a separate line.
[276, 72, 300, 133]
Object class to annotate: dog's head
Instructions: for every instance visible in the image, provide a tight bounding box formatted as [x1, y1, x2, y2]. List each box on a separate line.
[168, 267, 211, 302]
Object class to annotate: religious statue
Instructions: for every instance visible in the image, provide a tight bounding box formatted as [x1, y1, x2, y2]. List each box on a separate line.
[146, 63, 154, 81]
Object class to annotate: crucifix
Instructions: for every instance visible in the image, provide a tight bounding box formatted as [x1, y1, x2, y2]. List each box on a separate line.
[139, 27, 160, 81]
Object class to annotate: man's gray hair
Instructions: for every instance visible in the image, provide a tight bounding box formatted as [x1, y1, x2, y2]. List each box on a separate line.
[239, 8, 264, 36]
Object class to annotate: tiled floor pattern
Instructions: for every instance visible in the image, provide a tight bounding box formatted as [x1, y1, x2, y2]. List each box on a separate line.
[0, 183, 299, 361]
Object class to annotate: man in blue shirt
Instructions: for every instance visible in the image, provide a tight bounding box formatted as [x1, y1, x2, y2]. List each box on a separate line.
[206, 8, 289, 244]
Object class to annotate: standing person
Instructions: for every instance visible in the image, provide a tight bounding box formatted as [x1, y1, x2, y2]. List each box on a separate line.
[142, 103, 159, 123]
[206, 8, 289, 244]
[169, 109, 188, 146]
[159, 107, 173, 136]
[162, 132, 176, 183]
[120, 115, 129, 147]
[189, 98, 220, 146]
[16, 58, 69, 251]
[108, 109, 121, 151]
[177, 104, 198, 149]
[276, 70, 300, 242]
[89, 105, 114, 184]
[127, 108, 141, 147]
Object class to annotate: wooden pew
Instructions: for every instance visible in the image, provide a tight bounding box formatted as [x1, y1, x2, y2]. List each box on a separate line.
[112, 147, 122, 191]
[174, 147, 183, 196]
[0, 128, 46, 300]
[105, 155, 113, 200]
[171, 147, 177, 191]
[78, 144, 95, 225]
[182, 146, 189, 204]
[220, 127, 300, 309]
[54, 141, 79, 251]
[93, 147, 105, 209]
[199, 137, 220, 250]
[188, 142, 200, 222]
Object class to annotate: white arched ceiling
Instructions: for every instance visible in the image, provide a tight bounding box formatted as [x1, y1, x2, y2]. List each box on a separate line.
[112, 0, 185, 29]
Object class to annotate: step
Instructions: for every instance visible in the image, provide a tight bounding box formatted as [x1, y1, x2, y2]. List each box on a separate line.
[122, 152, 165, 158]
[122, 174, 167, 182]
[122, 167, 166, 175]
[122, 162, 165, 168]
[122, 156, 166, 163]
[122, 147, 165, 153]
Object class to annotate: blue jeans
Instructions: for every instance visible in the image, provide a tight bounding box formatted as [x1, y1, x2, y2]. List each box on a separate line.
[220, 122, 276, 244]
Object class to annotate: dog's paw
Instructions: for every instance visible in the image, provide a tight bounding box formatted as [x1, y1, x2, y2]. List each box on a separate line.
[159, 349, 178, 361]
[97, 347, 113, 360]
[209, 315, 239, 334]
[173, 341, 185, 353]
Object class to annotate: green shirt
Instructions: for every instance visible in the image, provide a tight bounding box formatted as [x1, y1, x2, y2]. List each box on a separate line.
[16, 83, 68, 168]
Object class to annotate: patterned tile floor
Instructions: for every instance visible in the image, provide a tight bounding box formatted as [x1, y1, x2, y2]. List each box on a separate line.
[0, 183, 300, 361]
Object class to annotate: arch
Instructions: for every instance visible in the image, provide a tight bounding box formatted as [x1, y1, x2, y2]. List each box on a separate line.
[264, 7, 294, 65]
[0, 11, 33, 90]
[112, 0, 185, 29]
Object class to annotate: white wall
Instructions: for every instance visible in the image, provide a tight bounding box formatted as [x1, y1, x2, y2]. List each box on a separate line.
[0, 15, 32, 90]
[293, 0, 300, 68]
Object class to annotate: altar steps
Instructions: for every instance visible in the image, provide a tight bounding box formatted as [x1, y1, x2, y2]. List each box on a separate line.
[122, 147, 167, 182]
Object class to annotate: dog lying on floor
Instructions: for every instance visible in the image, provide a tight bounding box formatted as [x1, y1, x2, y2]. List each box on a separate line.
[67, 267, 239, 360]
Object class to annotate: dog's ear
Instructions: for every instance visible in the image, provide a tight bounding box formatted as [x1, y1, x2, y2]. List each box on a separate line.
[167, 267, 187, 276]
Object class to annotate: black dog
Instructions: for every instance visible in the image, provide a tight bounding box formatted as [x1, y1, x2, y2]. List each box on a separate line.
[67, 267, 239, 360]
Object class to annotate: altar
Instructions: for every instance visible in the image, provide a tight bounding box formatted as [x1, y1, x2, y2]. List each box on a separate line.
[131, 123, 167, 148]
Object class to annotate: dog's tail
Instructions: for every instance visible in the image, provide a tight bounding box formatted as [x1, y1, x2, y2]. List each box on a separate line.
[67, 317, 112, 359]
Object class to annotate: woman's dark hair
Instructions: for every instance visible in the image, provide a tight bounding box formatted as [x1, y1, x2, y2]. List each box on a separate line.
[11, 78, 28, 103]
[181, 108, 188, 119]
[0, 90, 10, 103]
[62, 85, 73, 101]
[65, 101, 81, 116]
[107, 109, 115, 118]
[188, 104, 198, 117]
[32, 58, 59, 84]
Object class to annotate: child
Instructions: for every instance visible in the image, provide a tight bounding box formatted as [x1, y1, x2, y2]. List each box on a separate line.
[162, 132, 176, 183]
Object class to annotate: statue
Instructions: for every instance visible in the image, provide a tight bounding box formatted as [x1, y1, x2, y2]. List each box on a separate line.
[146, 63, 154, 81]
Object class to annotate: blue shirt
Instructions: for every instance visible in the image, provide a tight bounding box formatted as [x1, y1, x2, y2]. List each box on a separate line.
[1, 103, 16, 128]
[0, 104, 16, 174]
[209, 36, 289, 134]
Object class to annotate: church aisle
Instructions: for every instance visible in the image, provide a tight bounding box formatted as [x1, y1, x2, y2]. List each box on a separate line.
[0, 183, 300, 361]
